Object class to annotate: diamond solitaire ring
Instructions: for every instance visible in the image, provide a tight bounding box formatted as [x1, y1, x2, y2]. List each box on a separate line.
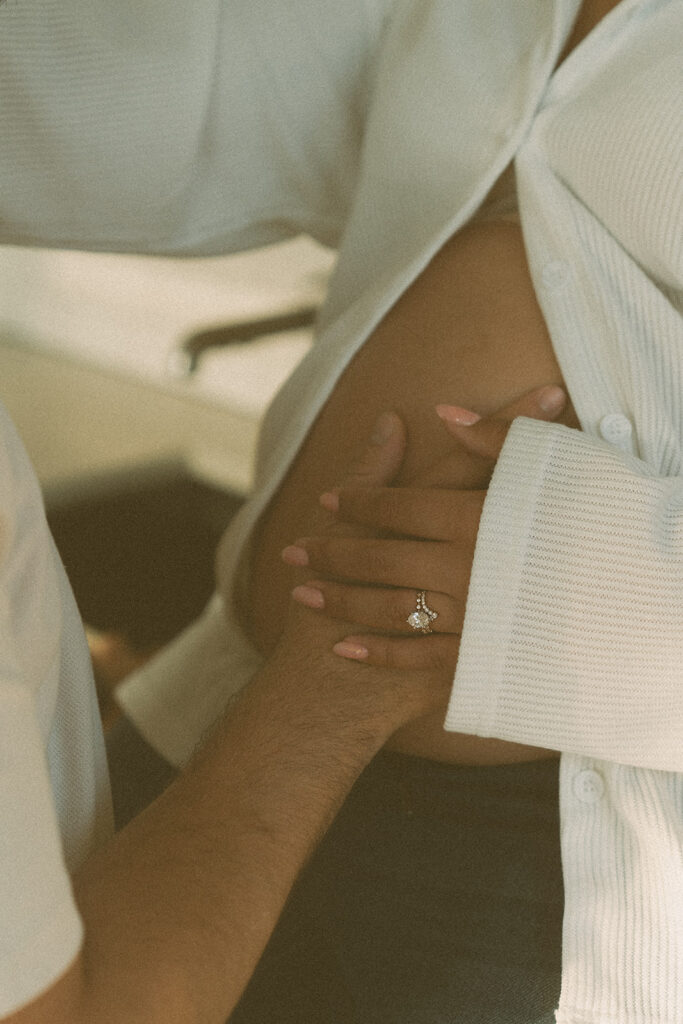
[406, 591, 439, 634]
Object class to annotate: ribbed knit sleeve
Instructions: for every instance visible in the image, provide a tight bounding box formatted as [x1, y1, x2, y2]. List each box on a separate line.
[447, 418, 683, 772]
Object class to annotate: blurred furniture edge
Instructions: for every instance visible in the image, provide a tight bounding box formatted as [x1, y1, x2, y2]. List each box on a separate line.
[0, 335, 261, 494]
[172, 306, 318, 376]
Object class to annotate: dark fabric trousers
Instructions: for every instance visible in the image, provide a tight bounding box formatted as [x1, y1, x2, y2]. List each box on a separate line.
[107, 719, 563, 1024]
[230, 752, 563, 1024]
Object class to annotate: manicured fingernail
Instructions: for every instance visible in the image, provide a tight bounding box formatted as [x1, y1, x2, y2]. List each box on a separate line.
[291, 584, 325, 609]
[371, 411, 399, 445]
[537, 386, 566, 414]
[319, 491, 339, 512]
[333, 640, 369, 661]
[436, 404, 482, 426]
[281, 545, 309, 567]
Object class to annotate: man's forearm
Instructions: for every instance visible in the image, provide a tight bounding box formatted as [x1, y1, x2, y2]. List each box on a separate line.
[9, 414, 439, 1024]
[57, 654, 389, 1024]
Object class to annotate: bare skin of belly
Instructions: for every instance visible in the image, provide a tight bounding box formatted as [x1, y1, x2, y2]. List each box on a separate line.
[237, 0, 622, 765]
[238, 220, 579, 765]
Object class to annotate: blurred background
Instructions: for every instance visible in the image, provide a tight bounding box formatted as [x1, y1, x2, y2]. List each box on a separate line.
[0, 236, 334, 725]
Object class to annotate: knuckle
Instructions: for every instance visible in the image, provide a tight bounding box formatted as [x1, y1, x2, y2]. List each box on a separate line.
[368, 635, 393, 669]
[390, 590, 412, 626]
[321, 538, 356, 577]
[379, 488, 404, 524]
[305, 537, 329, 568]
[341, 487, 397, 528]
[346, 463, 375, 486]
[337, 489, 364, 519]
[336, 588, 364, 624]
[383, 639, 408, 671]
[439, 543, 464, 577]
[361, 544, 392, 580]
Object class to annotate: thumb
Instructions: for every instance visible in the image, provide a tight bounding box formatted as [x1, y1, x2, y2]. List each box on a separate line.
[341, 411, 407, 488]
[436, 384, 567, 461]
[320, 411, 406, 515]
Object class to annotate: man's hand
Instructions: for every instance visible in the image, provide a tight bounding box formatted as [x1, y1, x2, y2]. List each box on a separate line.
[284, 385, 569, 671]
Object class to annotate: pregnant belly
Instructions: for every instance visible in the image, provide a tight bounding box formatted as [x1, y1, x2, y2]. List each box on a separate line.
[241, 220, 577, 765]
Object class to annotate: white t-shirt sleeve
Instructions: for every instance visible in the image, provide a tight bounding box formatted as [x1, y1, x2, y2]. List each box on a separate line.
[0, 405, 103, 1017]
[448, 418, 683, 772]
[0, 678, 83, 1018]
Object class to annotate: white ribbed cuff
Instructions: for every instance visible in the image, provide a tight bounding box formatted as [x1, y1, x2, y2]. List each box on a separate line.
[445, 416, 554, 737]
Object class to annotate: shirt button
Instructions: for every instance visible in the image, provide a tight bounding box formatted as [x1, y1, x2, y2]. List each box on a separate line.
[541, 260, 569, 290]
[599, 413, 633, 446]
[572, 769, 605, 805]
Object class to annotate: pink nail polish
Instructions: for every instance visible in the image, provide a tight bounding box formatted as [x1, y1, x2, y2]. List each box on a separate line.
[292, 585, 325, 609]
[319, 491, 339, 512]
[436, 404, 482, 426]
[281, 545, 309, 567]
[333, 640, 369, 661]
[537, 386, 566, 414]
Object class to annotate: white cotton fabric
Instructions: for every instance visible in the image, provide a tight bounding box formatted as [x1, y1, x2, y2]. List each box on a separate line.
[1, 0, 681, 1020]
[0, 404, 113, 1017]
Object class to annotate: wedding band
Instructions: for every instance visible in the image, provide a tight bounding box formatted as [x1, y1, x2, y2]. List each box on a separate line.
[406, 591, 438, 634]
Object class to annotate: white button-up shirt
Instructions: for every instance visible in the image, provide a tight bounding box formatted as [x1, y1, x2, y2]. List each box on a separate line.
[1, 1, 681, 1020]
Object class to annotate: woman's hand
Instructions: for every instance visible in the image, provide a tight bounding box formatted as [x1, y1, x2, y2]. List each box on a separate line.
[284, 385, 569, 671]
[271, 409, 456, 734]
